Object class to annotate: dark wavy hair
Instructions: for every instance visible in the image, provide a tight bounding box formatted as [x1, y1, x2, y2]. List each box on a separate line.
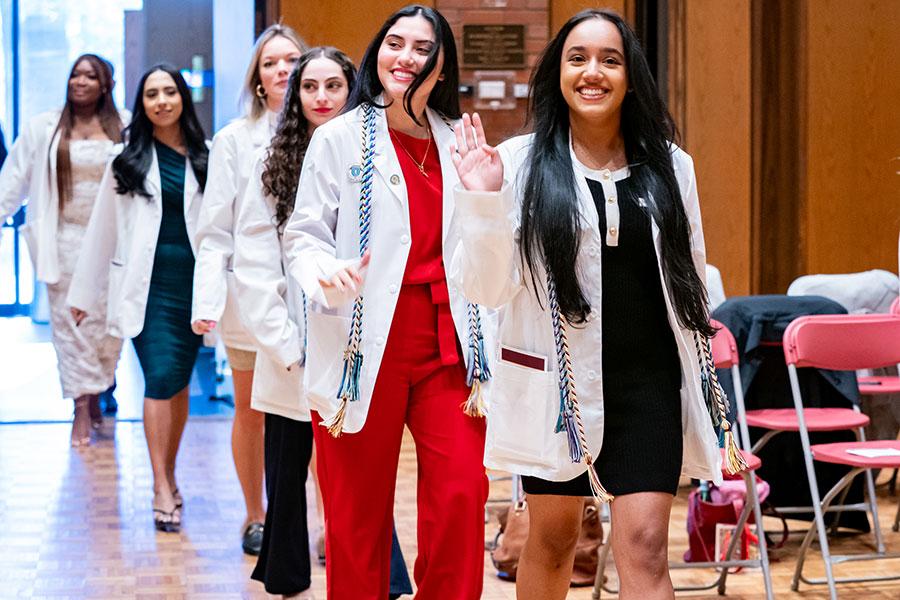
[263, 46, 356, 230]
[346, 4, 460, 124]
[521, 9, 713, 336]
[113, 64, 208, 198]
[52, 54, 124, 205]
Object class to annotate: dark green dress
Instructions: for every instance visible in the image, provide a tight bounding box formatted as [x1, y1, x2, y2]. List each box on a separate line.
[132, 141, 202, 399]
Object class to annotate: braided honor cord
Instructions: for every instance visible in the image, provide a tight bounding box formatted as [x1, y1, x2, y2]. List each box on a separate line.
[694, 331, 748, 474]
[328, 103, 377, 437]
[547, 276, 613, 503]
[434, 114, 492, 418]
[462, 302, 491, 417]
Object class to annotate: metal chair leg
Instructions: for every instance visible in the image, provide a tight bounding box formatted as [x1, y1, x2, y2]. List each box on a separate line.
[791, 469, 861, 591]
[788, 365, 838, 600]
[855, 421, 886, 553]
[746, 470, 775, 600]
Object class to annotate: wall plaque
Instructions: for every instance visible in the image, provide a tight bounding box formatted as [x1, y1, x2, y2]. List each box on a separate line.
[462, 24, 525, 69]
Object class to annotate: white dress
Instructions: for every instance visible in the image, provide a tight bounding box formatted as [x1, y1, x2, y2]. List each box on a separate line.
[44, 140, 123, 398]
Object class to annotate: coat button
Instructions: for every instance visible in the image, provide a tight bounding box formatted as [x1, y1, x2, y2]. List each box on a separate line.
[400, 234, 410, 244]
[376, 336, 385, 345]
[390, 174, 401, 185]
[389, 284, 398, 294]
[608, 227, 617, 237]
[602, 171, 611, 180]
[587, 370, 597, 380]
[607, 196, 616, 204]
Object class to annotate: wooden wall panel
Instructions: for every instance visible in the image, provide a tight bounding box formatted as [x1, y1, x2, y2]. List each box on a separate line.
[682, 0, 752, 295]
[551, 0, 628, 35]
[280, 0, 433, 64]
[803, 0, 900, 276]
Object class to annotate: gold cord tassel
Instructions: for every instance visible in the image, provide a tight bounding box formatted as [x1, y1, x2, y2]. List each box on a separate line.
[461, 380, 486, 417]
[326, 399, 348, 438]
[722, 424, 748, 475]
[585, 453, 615, 503]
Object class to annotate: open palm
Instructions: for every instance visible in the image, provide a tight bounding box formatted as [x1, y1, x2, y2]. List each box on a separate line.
[451, 113, 503, 193]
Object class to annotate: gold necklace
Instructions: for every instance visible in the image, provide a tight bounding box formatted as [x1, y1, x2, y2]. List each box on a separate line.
[389, 127, 432, 178]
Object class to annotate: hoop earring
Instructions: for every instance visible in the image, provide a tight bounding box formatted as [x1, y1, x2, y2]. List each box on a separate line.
[256, 84, 267, 99]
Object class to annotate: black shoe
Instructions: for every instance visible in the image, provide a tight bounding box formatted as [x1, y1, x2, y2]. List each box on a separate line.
[242, 522, 264, 555]
[101, 395, 118, 415]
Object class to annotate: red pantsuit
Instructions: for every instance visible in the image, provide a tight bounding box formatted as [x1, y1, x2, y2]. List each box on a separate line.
[312, 130, 488, 600]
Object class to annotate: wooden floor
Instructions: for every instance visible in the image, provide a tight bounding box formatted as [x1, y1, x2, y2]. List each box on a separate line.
[2, 419, 899, 599]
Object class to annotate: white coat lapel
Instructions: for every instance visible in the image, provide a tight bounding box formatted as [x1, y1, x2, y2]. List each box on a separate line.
[249, 113, 272, 148]
[183, 155, 199, 210]
[427, 108, 457, 242]
[146, 147, 161, 199]
[371, 106, 407, 207]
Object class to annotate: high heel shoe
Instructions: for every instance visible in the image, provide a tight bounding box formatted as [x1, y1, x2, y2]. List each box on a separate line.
[153, 506, 181, 533]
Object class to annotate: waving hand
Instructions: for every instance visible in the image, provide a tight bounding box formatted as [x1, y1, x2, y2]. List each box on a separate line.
[450, 113, 503, 193]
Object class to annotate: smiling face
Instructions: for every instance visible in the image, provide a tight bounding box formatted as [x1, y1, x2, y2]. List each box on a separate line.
[559, 17, 628, 127]
[142, 70, 183, 129]
[258, 35, 303, 110]
[299, 56, 350, 130]
[376, 15, 443, 106]
[68, 59, 103, 107]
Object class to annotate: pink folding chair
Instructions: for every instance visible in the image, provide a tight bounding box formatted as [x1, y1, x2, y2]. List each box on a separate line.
[783, 314, 900, 598]
[855, 295, 900, 530]
[592, 321, 773, 599]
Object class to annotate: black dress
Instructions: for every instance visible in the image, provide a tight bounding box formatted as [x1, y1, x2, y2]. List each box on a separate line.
[131, 141, 203, 400]
[522, 171, 684, 497]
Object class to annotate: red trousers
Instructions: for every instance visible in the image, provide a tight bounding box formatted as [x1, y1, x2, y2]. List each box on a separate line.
[313, 283, 488, 600]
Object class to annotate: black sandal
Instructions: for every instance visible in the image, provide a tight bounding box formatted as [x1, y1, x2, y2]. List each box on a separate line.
[153, 507, 181, 533]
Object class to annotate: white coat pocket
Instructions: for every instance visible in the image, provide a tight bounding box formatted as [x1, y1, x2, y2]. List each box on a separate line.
[486, 359, 558, 469]
[303, 310, 351, 412]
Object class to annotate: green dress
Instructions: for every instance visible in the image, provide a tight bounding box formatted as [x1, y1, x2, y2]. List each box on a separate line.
[131, 141, 202, 399]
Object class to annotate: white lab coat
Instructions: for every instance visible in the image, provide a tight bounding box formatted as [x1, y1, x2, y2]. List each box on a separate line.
[191, 113, 276, 351]
[67, 145, 212, 344]
[448, 133, 722, 484]
[0, 110, 130, 283]
[232, 149, 309, 421]
[282, 102, 497, 433]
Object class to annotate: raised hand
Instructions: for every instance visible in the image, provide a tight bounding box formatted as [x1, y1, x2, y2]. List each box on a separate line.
[450, 113, 503, 193]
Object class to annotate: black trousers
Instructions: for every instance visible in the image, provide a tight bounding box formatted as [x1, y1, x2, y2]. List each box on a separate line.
[250, 414, 413, 596]
[252, 414, 314, 594]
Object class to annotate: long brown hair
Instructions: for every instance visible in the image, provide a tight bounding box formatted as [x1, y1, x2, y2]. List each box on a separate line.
[52, 54, 124, 205]
[262, 47, 356, 230]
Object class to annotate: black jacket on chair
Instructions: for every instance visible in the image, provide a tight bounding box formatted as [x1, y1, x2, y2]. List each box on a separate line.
[713, 295, 869, 532]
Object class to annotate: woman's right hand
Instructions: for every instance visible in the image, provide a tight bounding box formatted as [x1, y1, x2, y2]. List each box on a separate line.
[318, 251, 371, 296]
[192, 320, 217, 335]
[451, 112, 503, 193]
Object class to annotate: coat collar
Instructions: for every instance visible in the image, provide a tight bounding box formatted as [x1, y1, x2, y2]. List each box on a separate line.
[366, 96, 459, 212]
[249, 111, 276, 147]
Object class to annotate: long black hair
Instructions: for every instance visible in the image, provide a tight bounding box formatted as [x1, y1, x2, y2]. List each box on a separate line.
[521, 9, 713, 336]
[113, 64, 208, 198]
[346, 4, 460, 124]
[263, 46, 356, 230]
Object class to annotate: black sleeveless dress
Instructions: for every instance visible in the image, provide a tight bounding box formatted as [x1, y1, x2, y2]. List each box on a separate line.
[522, 172, 684, 497]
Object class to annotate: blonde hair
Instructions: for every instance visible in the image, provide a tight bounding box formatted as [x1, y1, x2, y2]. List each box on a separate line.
[242, 23, 307, 120]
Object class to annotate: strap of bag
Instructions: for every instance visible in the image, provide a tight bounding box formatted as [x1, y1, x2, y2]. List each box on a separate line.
[547, 275, 613, 503]
[694, 331, 748, 474]
[326, 105, 491, 436]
